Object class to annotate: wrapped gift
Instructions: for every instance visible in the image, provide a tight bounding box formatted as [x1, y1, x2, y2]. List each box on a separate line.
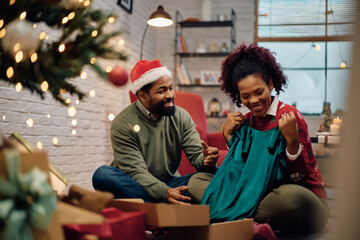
[0, 149, 64, 240]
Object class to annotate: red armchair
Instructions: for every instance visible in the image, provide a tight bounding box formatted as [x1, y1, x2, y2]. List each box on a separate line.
[129, 91, 228, 175]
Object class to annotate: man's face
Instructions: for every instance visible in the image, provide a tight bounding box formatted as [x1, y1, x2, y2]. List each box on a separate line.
[139, 76, 175, 119]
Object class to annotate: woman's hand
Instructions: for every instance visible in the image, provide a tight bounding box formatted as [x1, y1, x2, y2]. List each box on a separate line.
[278, 111, 300, 155]
[222, 112, 244, 144]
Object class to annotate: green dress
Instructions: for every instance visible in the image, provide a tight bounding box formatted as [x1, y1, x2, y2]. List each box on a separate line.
[201, 123, 287, 223]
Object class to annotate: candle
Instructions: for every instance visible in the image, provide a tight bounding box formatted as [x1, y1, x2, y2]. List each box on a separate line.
[330, 123, 340, 135]
[333, 116, 343, 127]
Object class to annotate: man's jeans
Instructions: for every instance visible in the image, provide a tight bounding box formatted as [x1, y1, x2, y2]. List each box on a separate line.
[92, 165, 196, 202]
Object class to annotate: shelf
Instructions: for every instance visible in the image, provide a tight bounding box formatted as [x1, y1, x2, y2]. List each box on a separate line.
[178, 21, 233, 28]
[179, 84, 221, 88]
[206, 116, 227, 119]
[177, 52, 230, 57]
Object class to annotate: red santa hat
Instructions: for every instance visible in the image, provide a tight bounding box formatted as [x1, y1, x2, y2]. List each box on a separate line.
[130, 59, 172, 94]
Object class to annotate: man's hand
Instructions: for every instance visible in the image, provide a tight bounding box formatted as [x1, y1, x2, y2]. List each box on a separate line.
[201, 140, 219, 167]
[222, 112, 244, 144]
[278, 111, 300, 155]
[166, 186, 191, 205]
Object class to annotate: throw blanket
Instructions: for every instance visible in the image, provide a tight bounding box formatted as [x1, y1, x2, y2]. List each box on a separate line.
[201, 123, 287, 223]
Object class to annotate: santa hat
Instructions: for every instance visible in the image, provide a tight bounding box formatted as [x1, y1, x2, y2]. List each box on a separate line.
[130, 59, 172, 94]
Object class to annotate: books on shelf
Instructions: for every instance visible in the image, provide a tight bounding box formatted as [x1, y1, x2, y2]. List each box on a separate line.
[176, 64, 192, 85]
[176, 33, 188, 53]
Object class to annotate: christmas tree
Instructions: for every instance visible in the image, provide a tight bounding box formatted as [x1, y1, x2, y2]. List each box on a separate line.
[0, 0, 127, 105]
[318, 102, 332, 132]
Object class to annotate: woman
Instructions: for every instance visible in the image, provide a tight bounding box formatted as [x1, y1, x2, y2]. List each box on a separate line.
[188, 43, 329, 238]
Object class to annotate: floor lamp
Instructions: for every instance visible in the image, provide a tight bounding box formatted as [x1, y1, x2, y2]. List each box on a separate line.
[140, 5, 173, 60]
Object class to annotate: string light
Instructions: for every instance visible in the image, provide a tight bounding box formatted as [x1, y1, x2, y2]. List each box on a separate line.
[91, 30, 98, 37]
[37, 141, 43, 149]
[45, 35, 49, 40]
[6, 67, 14, 78]
[15, 82, 22, 92]
[47, 114, 51, 118]
[72, 129, 77, 135]
[71, 119, 77, 126]
[41, 81, 49, 92]
[52, 137, 58, 145]
[84, 0, 90, 7]
[89, 89, 96, 97]
[60, 88, 67, 93]
[0, 19, 3, 28]
[30, 52, 38, 62]
[68, 106, 77, 117]
[65, 98, 71, 104]
[0, 28, 5, 39]
[58, 44, 65, 52]
[90, 57, 96, 64]
[340, 61, 347, 69]
[75, 99, 79, 104]
[33, 23, 37, 28]
[2, 115, 5, 120]
[106, 66, 112, 73]
[26, 118, 34, 128]
[133, 125, 140, 132]
[39, 32, 46, 40]
[80, 72, 87, 79]
[19, 11, 27, 20]
[68, 12, 75, 20]
[9, 0, 15, 6]
[118, 39, 125, 46]
[108, 113, 115, 121]
[62, 17, 69, 24]
[108, 17, 115, 23]
[15, 51, 23, 63]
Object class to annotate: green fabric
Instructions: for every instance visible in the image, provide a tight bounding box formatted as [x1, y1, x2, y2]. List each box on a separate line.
[110, 103, 206, 201]
[0, 149, 57, 240]
[201, 123, 287, 223]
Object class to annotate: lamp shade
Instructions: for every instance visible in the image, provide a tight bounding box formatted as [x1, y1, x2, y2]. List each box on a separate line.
[147, 5, 173, 27]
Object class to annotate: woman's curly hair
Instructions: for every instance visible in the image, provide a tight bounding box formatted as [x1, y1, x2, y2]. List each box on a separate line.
[219, 43, 287, 107]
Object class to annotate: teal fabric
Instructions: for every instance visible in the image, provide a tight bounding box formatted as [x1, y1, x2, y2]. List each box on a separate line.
[201, 123, 287, 223]
[0, 150, 57, 240]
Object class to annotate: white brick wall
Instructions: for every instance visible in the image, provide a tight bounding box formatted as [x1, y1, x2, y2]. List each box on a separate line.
[0, 0, 256, 190]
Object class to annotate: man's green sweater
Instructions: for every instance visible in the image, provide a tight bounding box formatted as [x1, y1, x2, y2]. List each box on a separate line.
[110, 102, 206, 201]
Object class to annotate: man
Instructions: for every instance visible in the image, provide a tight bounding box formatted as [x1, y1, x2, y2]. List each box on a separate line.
[92, 59, 219, 205]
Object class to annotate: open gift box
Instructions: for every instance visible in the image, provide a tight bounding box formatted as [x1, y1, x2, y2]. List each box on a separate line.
[108, 199, 254, 240]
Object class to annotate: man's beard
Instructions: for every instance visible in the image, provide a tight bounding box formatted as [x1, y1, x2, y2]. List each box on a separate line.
[151, 98, 175, 117]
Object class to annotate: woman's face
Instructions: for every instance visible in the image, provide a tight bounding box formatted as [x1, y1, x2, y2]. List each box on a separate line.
[237, 74, 273, 117]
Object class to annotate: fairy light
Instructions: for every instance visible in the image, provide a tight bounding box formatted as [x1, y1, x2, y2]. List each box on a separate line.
[75, 99, 79, 104]
[84, 0, 90, 7]
[71, 119, 77, 126]
[19, 11, 27, 20]
[2, 115, 5, 120]
[6, 67, 14, 78]
[45, 35, 49, 40]
[62, 17, 69, 24]
[13, 43, 20, 52]
[47, 114, 51, 118]
[65, 98, 71, 104]
[90, 57, 96, 64]
[39, 32, 46, 40]
[0, 19, 4, 28]
[80, 72, 87, 79]
[108, 113, 115, 121]
[118, 39, 125, 46]
[26, 118, 34, 128]
[15, 51, 23, 63]
[133, 125, 140, 132]
[106, 66, 112, 73]
[9, 0, 15, 5]
[37, 141, 43, 149]
[33, 23, 37, 28]
[108, 16, 115, 23]
[0, 29, 5, 39]
[15, 82, 22, 92]
[340, 61, 347, 69]
[30, 52, 38, 62]
[68, 12, 75, 20]
[89, 89, 96, 97]
[52, 137, 58, 145]
[91, 30, 98, 37]
[72, 129, 77, 135]
[58, 44, 65, 52]
[41, 81, 49, 92]
[60, 88, 67, 93]
[68, 106, 77, 117]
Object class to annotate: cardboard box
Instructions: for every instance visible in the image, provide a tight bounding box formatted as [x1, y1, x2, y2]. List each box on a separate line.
[0, 150, 65, 240]
[108, 199, 254, 240]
